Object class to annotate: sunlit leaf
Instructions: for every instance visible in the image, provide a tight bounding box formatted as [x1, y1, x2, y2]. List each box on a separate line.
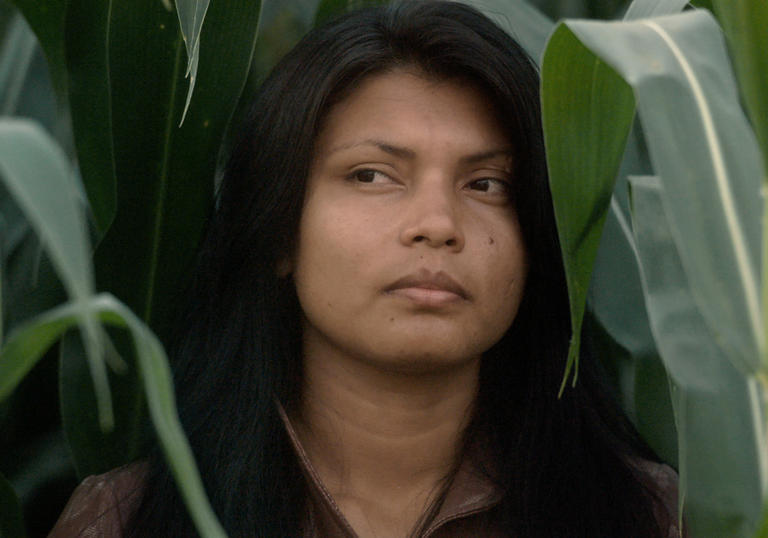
[623, 0, 688, 20]
[567, 11, 764, 375]
[630, 175, 766, 536]
[175, 0, 211, 124]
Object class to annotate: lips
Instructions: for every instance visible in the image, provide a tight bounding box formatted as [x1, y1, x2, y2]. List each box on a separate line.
[383, 270, 470, 302]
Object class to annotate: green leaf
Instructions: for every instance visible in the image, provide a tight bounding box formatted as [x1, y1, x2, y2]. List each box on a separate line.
[630, 175, 766, 537]
[63, 0, 117, 233]
[567, 11, 764, 375]
[175, 0, 211, 124]
[314, 0, 348, 26]
[61, 0, 262, 478]
[462, 0, 554, 63]
[588, 198, 678, 466]
[590, 200, 655, 358]
[707, 0, 768, 175]
[541, 24, 636, 390]
[0, 120, 90, 301]
[0, 294, 227, 538]
[60, 331, 144, 478]
[0, 13, 37, 115]
[0, 119, 113, 428]
[0, 470, 25, 538]
[7, 0, 67, 98]
[623, 0, 688, 20]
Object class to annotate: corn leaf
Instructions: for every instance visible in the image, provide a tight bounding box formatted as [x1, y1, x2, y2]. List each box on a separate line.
[541, 26, 636, 389]
[0, 119, 112, 429]
[60, 0, 262, 475]
[566, 11, 764, 375]
[175, 0, 211, 125]
[7, 0, 67, 98]
[543, 10, 764, 386]
[707, 0, 768, 174]
[0, 13, 37, 116]
[463, 0, 553, 63]
[630, 175, 766, 536]
[0, 294, 227, 538]
[623, 0, 689, 20]
[64, 0, 116, 232]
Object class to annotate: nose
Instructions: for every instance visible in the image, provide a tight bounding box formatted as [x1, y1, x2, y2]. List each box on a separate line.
[399, 178, 464, 252]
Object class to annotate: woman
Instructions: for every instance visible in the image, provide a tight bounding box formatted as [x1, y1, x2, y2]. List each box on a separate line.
[51, 1, 681, 536]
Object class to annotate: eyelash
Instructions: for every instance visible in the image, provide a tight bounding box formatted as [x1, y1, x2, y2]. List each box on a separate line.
[348, 169, 392, 184]
[347, 168, 512, 199]
[466, 177, 511, 196]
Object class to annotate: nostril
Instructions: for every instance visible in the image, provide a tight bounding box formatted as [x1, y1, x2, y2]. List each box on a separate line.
[446, 239, 456, 247]
[414, 235, 426, 242]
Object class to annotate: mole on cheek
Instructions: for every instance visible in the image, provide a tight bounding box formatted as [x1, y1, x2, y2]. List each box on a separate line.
[488, 236, 495, 245]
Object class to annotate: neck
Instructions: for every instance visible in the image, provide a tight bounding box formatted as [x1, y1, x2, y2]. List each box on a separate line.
[292, 348, 480, 536]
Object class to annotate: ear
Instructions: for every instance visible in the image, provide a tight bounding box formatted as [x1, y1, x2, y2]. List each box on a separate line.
[275, 256, 293, 278]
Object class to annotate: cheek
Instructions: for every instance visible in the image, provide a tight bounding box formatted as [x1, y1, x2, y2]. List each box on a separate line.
[292, 203, 374, 315]
[477, 223, 528, 332]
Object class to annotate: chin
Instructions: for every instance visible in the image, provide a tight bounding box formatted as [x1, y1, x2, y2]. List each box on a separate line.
[360, 343, 483, 376]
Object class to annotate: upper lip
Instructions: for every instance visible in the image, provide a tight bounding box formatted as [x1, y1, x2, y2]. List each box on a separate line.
[384, 270, 470, 300]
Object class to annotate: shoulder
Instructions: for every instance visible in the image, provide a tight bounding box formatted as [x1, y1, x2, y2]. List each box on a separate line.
[48, 462, 148, 538]
[632, 459, 686, 538]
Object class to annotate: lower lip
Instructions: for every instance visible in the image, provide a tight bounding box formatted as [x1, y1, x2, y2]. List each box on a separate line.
[387, 287, 464, 307]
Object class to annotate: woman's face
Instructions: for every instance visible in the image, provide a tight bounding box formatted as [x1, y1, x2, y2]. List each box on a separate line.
[291, 69, 528, 373]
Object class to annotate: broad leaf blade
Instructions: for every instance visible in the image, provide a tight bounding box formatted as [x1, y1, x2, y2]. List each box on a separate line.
[7, 0, 67, 98]
[588, 198, 678, 465]
[0, 13, 37, 116]
[630, 175, 766, 537]
[59, 331, 144, 478]
[61, 0, 262, 476]
[708, 0, 768, 174]
[623, 0, 688, 20]
[0, 294, 226, 538]
[541, 24, 636, 389]
[568, 11, 764, 375]
[463, 0, 554, 63]
[64, 0, 117, 233]
[0, 120, 91, 301]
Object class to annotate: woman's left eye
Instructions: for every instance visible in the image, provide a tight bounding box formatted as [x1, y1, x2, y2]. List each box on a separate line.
[467, 178, 511, 196]
[349, 169, 392, 183]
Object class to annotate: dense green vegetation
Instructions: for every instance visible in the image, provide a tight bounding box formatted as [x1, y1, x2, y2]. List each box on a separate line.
[0, 0, 765, 536]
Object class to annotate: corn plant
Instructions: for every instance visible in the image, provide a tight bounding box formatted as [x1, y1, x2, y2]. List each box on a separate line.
[539, 0, 768, 535]
[1, 0, 766, 537]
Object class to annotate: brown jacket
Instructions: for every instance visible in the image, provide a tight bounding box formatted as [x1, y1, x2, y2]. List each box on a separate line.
[49, 415, 683, 537]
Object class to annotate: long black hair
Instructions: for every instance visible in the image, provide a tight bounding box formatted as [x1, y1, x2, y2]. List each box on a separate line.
[129, 2, 671, 536]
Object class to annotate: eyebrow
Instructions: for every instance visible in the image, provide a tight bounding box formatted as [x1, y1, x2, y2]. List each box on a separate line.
[327, 139, 513, 165]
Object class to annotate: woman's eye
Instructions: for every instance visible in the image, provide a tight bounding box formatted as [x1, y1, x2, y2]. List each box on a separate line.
[468, 178, 511, 196]
[350, 169, 391, 184]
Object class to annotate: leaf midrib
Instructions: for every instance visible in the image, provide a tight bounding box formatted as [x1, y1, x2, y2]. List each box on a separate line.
[143, 32, 185, 326]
